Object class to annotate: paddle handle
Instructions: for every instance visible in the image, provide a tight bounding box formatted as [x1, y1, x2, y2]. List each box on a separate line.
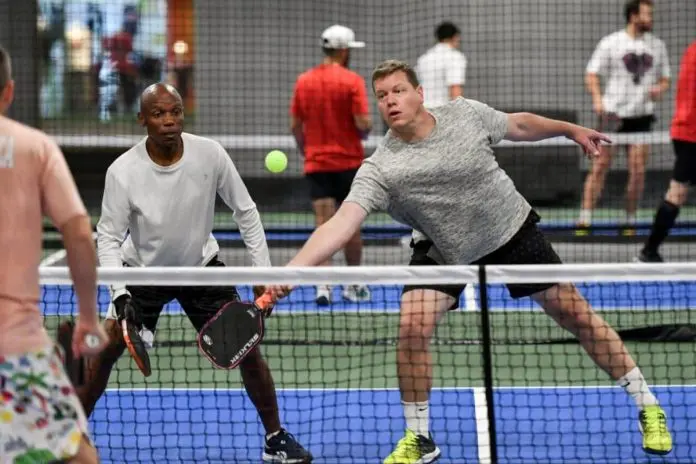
[254, 292, 275, 311]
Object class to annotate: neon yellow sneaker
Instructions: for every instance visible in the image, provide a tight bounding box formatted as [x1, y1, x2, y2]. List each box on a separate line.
[574, 221, 590, 236]
[383, 429, 441, 464]
[639, 405, 673, 455]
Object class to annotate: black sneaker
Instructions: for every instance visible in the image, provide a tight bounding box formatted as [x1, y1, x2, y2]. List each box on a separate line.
[263, 429, 313, 463]
[636, 249, 664, 263]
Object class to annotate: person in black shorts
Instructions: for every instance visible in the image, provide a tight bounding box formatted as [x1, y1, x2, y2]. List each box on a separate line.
[290, 25, 373, 305]
[403, 211, 561, 303]
[269, 60, 672, 462]
[82, 83, 312, 463]
[579, 112, 658, 232]
[118, 256, 240, 338]
[638, 40, 696, 262]
[579, 0, 671, 229]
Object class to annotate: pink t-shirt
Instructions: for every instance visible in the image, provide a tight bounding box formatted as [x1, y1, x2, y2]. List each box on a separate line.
[0, 116, 87, 356]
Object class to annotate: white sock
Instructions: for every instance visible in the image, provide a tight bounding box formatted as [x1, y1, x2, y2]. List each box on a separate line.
[617, 367, 659, 409]
[265, 430, 281, 441]
[403, 401, 429, 437]
[579, 209, 592, 225]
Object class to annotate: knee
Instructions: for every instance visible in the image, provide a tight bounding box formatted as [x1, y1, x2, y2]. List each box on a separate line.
[106, 319, 125, 342]
[536, 284, 594, 326]
[665, 181, 689, 206]
[628, 163, 646, 179]
[100, 320, 126, 362]
[588, 163, 609, 180]
[398, 317, 435, 351]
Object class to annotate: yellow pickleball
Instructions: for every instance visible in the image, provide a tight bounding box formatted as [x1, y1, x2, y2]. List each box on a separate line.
[265, 150, 288, 173]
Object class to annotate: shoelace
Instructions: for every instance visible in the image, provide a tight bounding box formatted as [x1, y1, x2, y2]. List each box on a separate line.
[643, 411, 668, 434]
[271, 431, 300, 450]
[393, 435, 419, 457]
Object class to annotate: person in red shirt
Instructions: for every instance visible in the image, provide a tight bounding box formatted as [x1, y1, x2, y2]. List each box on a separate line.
[290, 24, 373, 305]
[638, 39, 696, 262]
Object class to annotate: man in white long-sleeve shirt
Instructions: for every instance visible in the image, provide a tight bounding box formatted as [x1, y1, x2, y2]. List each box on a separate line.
[80, 83, 312, 464]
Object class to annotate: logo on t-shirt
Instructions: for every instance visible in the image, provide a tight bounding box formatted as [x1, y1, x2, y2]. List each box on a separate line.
[0, 136, 14, 168]
[622, 52, 654, 85]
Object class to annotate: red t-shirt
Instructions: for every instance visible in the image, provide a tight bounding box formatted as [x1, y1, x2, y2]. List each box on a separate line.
[671, 40, 696, 143]
[290, 64, 370, 173]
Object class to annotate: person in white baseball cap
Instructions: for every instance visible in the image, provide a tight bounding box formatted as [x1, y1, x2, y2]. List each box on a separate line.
[289, 24, 373, 306]
[321, 24, 366, 49]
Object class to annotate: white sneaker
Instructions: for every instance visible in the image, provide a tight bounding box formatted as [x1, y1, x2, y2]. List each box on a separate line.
[342, 284, 371, 303]
[315, 285, 332, 306]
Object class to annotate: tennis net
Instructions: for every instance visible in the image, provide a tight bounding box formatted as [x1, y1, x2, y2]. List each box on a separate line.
[40, 263, 696, 463]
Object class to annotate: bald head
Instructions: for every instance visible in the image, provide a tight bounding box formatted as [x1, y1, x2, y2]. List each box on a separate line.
[137, 82, 185, 149]
[139, 83, 182, 113]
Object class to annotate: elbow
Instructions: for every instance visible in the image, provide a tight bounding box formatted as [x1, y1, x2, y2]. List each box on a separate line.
[358, 122, 372, 133]
[354, 115, 372, 132]
[61, 215, 94, 244]
[506, 113, 531, 141]
[238, 204, 261, 222]
[290, 118, 302, 133]
[73, 226, 95, 244]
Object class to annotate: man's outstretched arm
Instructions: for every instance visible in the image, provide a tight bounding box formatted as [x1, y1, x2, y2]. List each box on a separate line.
[505, 112, 611, 157]
[288, 202, 367, 267]
[266, 203, 367, 300]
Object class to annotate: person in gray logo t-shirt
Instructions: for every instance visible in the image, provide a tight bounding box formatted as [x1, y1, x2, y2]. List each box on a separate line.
[269, 59, 673, 462]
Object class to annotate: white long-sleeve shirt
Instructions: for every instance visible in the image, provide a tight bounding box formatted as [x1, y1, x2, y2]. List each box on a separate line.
[96, 132, 271, 298]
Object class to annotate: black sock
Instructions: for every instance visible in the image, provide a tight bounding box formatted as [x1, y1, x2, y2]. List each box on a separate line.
[644, 200, 680, 253]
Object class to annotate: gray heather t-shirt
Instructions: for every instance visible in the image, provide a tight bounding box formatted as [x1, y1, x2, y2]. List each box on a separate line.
[345, 97, 531, 265]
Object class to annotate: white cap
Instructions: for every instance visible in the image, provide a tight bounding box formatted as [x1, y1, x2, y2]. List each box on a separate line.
[321, 25, 366, 49]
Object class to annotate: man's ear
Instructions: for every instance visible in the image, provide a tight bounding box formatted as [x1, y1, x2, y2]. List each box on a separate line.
[0, 80, 15, 113]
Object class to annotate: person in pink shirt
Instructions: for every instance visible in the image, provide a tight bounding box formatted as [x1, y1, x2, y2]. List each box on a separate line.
[0, 46, 108, 463]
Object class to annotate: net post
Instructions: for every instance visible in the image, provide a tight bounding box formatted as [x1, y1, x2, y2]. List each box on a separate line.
[477, 264, 498, 464]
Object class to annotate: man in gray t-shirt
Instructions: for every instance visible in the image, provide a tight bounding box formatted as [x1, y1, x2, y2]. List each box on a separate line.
[269, 60, 672, 463]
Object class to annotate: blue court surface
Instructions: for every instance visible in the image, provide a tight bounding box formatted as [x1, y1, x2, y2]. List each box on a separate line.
[210, 217, 696, 241]
[91, 386, 695, 463]
[41, 280, 696, 316]
[44, 279, 695, 463]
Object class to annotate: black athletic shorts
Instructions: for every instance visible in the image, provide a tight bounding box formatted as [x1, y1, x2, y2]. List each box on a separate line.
[617, 115, 655, 133]
[402, 210, 562, 302]
[124, 256, 240, 333]
[672, 139, 696, 185]
[306, 168, 359, 203]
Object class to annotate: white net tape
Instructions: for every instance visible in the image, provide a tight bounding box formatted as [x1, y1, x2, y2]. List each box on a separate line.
[39, 262, 696, 286]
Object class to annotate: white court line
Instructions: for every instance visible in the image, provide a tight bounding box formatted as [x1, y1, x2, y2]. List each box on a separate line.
[464, 284, 479, 311]
[40, 249, 67, 267]
[41, 232, 96, 267]
[104, 384, 694, 393]
[473, 387, 492, 464]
